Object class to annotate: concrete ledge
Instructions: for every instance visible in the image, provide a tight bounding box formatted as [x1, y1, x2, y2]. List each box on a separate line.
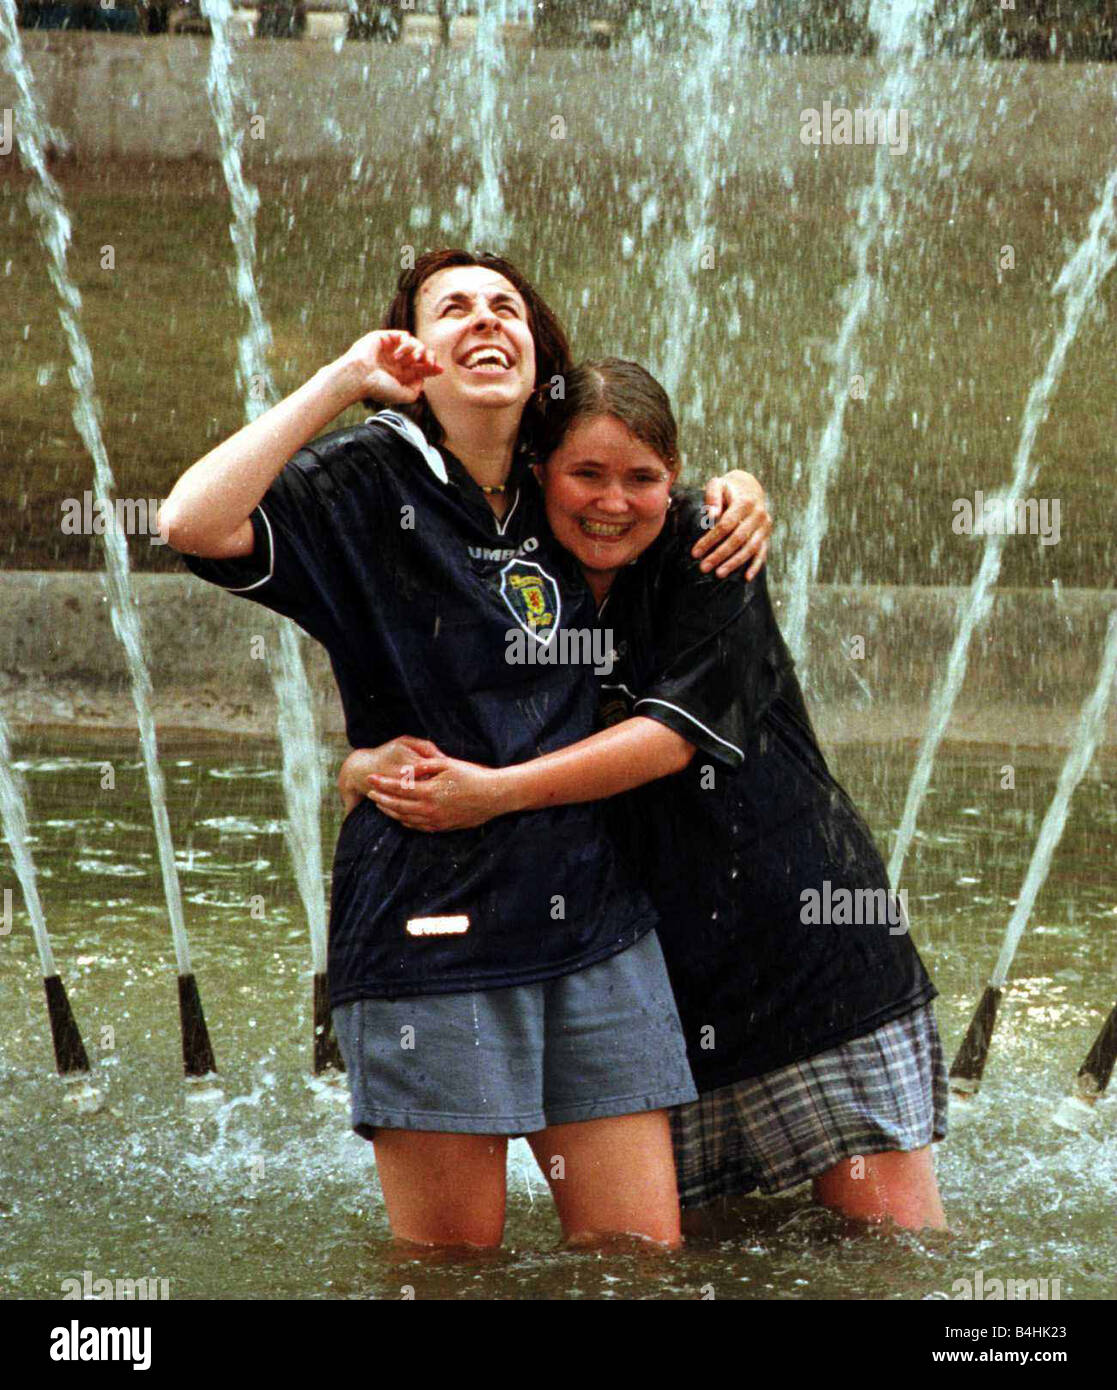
[3, 37, 1115, 179]
[3, 572, 1115, 747]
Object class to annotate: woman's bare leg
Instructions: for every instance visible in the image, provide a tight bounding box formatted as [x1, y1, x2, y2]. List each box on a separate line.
[812, 1146, 947, 1230]
[528, 1110, 682, 1247]
[372, 1129, 509, 1247]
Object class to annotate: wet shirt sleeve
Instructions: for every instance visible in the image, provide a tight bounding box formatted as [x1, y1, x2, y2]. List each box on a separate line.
[179, 431, 384, 646]
[631, 497, 793, 770]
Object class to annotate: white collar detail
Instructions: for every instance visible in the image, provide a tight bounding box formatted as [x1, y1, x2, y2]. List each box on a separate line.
[367, 410, 449, 485]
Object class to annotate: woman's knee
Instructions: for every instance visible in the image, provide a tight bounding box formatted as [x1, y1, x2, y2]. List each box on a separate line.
[530, 1111, 682, 1247]
[812, 1145, 947, 1231]
[373, 1129, 508, 1247]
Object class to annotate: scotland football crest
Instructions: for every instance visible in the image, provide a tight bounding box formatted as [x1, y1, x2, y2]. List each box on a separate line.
[499, 559, 561, 646]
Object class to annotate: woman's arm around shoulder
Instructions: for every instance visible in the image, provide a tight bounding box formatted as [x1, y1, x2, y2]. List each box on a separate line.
[690, 468, 772, 579]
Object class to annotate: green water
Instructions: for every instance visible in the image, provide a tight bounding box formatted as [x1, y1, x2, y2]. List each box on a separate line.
[1, 732, 1114, 1299]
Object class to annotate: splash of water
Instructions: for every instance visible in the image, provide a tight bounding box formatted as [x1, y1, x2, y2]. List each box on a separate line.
[889, 165, 1117, 892]
[991, 608, 1117, 987]
[182, 1077, 271, 1173]
[782, 0, 933, 668]
[199, 0, 328, 977]
[0, 0, 192, 976]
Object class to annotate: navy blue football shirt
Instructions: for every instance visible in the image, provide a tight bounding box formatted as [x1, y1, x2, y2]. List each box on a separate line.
[181, 413, 656, 1001]
[599, 495, 936, 1088]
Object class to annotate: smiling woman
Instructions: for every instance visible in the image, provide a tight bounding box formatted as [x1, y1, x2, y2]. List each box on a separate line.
[376, 248, 573, 504]
[345, 356, 948, 1233]
[535, 360, 681, 606]
[159, 249, 771, 1251]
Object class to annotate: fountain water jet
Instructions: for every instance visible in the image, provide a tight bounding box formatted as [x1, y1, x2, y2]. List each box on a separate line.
[0, 0, 217, 1087]
[950, 606, 1117, 1101]
[783, 0, 934, 669]
[0, 710, 100, 1109]
[888, 165, 1117, 895]
[273, 631, 340, 1075]
[645, 0, 744, 429]
[465, 0, 512, 249]
[199, 0, 340, 1073]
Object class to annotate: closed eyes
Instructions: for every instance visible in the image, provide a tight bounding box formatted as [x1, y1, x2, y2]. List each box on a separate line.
[437, 295, 522, 318]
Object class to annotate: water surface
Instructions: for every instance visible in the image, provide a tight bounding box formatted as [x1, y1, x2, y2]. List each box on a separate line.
[2, 732, 1113, 1299]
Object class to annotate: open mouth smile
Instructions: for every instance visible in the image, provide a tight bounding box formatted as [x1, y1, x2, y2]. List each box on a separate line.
[579, 519, 632, 539]
[459, 345, 514, 373]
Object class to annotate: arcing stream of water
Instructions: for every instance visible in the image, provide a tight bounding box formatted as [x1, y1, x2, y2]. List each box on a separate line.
[782, 0, 933, 668]
[993, 609, 1117, 991]
[198, 0, 333, 1067]
[888, 162, 1117, 894]
[0, 0, 215, 1081]
[0, 706, 95, 1096]
[950, 605, 1117, 1100]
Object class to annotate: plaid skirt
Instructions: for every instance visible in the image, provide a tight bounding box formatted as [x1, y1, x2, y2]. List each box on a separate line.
[669, 1002, 948, 1208]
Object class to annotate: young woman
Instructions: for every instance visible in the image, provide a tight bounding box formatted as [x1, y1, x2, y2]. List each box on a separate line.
[345, 359, 949, 1232]
[160, 253, 769, 1250]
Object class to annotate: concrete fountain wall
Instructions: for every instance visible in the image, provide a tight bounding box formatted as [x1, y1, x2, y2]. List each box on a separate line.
[5, 33, 1115, 182]
[3, 572, 1115, 747]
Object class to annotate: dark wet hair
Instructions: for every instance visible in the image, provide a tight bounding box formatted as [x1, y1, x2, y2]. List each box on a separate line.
[379, 248, 573, 457]
[538, 358, 680, 471]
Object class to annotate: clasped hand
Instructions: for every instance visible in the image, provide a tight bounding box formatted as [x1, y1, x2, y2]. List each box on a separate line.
[338, 736, 504, 832]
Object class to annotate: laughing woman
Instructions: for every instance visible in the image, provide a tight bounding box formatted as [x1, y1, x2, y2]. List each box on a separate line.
[345, 359, 948, 1232]
[160, 254, 768, 1250]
